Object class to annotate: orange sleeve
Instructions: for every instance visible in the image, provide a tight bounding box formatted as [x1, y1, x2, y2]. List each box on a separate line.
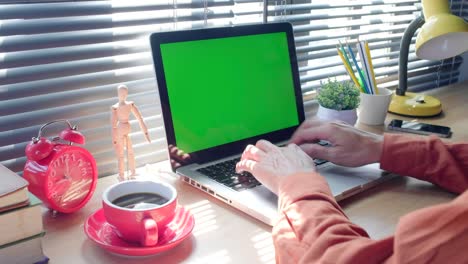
[274, 173, 393, 263]
[380, 134, 468, 193]
[274, 135, 468, 263]
[274, 173, 468, 264]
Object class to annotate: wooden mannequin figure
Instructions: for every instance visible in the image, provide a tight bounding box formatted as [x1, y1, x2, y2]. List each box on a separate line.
[111, 84, 151, 181]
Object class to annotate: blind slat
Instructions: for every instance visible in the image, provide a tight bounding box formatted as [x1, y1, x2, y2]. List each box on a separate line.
[0, 78, 156, 115]
[1, 10, 236, 36]
[300, 58, 461, 85]
[0, 39, 147, 69]
[297, 32, 407, 54]
[293, 14, 417, 33]
[298, 40, 403, 61]
[268, 0, 419, 12]
[300, 60, 462, 91]
[0, 109, 163, 147]
[294, 24, 408, 44]
[299, 51, 419, 73]
[1, 66, 155, 100]
[1, 92, 159, 132]
[270, 5, 419, 22]
[0, 53, 154, 85]
[0, 0, 247, 19]
[0, 125, 165, 162]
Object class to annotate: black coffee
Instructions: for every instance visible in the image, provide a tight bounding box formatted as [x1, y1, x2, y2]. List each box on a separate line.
[112, 192, 169, 209]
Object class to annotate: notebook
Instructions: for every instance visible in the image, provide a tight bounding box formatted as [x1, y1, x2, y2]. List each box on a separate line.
[0, 164, 29, 213]
[150, 22, 392, 226]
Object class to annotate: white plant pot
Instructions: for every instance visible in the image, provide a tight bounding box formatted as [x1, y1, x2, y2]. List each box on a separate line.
[316, 105, 358, 126]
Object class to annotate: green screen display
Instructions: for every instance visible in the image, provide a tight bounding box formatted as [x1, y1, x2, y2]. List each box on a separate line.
[160, 32, 299, 153]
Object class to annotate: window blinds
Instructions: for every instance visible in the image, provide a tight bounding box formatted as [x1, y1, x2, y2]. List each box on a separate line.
[1, 0, 466, 177]
[0, 0, 265, 176]
[267, 0, 465, 95]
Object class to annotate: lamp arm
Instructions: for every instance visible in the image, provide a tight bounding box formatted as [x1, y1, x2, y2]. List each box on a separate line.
[397, 16, 425, 96]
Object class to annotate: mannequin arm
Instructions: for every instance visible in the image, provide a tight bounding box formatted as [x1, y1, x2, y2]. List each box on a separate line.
[111, 107, 118, 145]
[131, 103, 151, 143]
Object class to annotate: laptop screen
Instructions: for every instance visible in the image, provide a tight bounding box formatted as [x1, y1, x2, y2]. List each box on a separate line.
[159, 32, 300, 153]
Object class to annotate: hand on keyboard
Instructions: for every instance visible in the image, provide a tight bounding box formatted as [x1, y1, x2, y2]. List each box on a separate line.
[196, 159, 261, 191]
[236, 140, 316, 195]
[290, 119, 383, 167]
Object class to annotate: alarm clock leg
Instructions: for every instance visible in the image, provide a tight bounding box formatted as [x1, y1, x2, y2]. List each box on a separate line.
[51, 210, 58, 218]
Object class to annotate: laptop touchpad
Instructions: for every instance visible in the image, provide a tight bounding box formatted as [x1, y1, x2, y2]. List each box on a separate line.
[319, 163, 384, 196]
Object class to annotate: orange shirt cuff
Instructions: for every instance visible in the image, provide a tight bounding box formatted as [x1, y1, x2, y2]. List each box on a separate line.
[278, 172, 337, 211]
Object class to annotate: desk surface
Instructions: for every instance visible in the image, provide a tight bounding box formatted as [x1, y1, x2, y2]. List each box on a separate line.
[42, 81, 468, 264]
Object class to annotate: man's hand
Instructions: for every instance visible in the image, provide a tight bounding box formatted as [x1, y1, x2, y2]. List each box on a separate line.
[236, 140, 316, 195]
[290, 119, 383, 167]
[168, 144, 191, 168]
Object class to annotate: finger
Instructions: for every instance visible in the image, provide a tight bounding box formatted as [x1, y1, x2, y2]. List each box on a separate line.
[290, 128, 320, 145]
[241, 144, 266, 161]
[299, 143, 331, 160]
[286, 143, 305, 158]
[291, 118, 326, 140]
[295, 118, 325, 131]
[236, 159, 257, 174]
[180, 152, 190, 160]
[256, 139, 278, 152]
[169, 145, 178, 155]
[287, 143, 315, 160]
[288, 143, 308, 153]
[170, 159, 181, 168]
[290, 124, 334, 145]
[241, 145, 254, 160]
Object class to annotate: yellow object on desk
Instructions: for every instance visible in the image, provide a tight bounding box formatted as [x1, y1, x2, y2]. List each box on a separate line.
[388, 91, 442, 117]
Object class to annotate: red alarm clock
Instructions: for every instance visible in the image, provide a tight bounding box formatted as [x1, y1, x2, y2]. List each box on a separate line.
[23, 120, 98, 214]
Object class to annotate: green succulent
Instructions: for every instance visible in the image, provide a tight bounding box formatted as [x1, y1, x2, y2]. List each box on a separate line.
[317, 79, 360, 111]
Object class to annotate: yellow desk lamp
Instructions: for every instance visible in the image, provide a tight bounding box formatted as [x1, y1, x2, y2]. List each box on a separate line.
[389, 0, 468, 117]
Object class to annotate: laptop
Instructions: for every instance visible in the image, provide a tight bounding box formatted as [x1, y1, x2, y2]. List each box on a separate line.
[150, 22, 392, 226]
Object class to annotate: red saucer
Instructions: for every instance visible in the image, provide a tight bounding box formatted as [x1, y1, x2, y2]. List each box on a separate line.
[84, 206, 194, 257]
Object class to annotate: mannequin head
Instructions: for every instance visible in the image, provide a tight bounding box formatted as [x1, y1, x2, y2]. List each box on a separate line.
[117, 85, 128, 102]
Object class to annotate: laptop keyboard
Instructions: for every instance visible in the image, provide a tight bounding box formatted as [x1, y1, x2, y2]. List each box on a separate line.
[197, 158, 261, 192]
[196, 144, 330, 192]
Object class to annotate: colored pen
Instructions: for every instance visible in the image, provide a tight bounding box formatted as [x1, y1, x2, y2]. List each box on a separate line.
[336, 47, 363, 92]
[357, 41, 374, 94]
[364, 41, 378, 94]
[347, 43, 370, 94]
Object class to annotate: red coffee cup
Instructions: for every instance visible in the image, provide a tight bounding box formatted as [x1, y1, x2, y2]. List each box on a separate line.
[102, 180, 177, 246]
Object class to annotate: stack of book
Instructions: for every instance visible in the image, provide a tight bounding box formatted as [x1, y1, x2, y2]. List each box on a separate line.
[0, 164, 48, 264]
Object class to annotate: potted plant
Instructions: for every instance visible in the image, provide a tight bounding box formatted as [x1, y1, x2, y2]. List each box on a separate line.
[316, 79, 360, 125]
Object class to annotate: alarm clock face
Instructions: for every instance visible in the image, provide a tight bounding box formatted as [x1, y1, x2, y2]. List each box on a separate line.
[47, 146, 97, 211]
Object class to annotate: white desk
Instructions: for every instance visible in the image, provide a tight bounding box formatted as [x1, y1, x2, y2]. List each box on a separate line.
[42, 81, 467, 263]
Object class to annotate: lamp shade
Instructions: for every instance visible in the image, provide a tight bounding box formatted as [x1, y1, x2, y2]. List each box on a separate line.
[390, 0, 467, 117]
[415, 0, 468, 60]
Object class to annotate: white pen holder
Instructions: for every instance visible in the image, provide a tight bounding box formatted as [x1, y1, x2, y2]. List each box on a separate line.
[358, 88, 393, 125]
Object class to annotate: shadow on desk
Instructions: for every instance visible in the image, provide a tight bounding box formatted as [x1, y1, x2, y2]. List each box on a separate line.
[338, 175, 456, 239]
[339, 176, 455, 206]
[81, 236, 195, 264]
